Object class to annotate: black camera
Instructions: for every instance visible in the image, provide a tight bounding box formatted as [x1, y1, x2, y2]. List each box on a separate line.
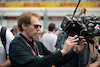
[61, 14, 100, 42]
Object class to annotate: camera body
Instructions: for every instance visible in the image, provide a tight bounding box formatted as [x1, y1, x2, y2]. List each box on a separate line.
[61, 16, 82, 36]
[61, 14, 100, 41]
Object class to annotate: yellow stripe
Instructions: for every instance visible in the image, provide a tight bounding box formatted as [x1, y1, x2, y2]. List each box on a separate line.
[0, 2, 100, 8]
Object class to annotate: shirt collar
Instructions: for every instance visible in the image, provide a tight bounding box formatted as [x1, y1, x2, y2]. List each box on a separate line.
[19, 33, 34, 45]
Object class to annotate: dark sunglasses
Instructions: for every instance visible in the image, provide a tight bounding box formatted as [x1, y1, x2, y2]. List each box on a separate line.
[33, 25, 42, 28]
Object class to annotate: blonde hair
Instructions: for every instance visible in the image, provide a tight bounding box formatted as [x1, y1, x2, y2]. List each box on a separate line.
[89, 36, 99, 62]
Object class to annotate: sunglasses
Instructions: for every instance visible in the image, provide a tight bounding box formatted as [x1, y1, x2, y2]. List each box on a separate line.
[33, 25, 42, 28]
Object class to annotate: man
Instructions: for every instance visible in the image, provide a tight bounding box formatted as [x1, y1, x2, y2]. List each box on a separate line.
[42, 23, 57, 52]
[13, 23, 20, 38]
[9, 11, 87, 67]
[0, 25, 14, 67]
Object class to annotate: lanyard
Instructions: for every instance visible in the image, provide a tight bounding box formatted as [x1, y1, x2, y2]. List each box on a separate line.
[19, 35, 41, 58]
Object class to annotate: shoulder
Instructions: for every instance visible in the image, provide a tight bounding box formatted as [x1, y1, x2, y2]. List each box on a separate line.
[47, 32, 57, 37]
[10, 37, 27, 50]
[6, 29, 12, 34]
[41, 33, 48, 39]
[10, 37, 23, 44]
[52, 33, 57, 37]
[42, 33, 48, 37]
[6, 29, 14, 39]
[58, 32, 67, 38]
[59, 32, 66, 36]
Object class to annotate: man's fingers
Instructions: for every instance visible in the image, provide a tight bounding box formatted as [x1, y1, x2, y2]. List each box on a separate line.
[79, 36, 84, 39]
[70, 38, 79, 43]
[68, 35, 78, 40]
[71, 42, 78, 46]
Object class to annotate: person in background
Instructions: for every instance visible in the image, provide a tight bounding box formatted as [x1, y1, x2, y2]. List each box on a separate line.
[33, 31, 42, 42]
[9, 11, 87, 67]
[13, 23, 20, 38]
[42, 23, 57, 67]
[42, 29, 48, 34]
[56, 27, 62, 37]
[10, 28, 14, 35]
[4, 26, 9, 29]
[41, 29, 48, 37]
[42, 23, 57, 52]
[0, 25, 14, 67]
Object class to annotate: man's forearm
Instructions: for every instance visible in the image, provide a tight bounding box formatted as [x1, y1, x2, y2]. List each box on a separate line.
[86, 61, 100, 67]
[0, 59, 11, 67]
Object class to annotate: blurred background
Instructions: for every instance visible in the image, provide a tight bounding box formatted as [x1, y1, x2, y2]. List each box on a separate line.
[0, 0, 100, 32]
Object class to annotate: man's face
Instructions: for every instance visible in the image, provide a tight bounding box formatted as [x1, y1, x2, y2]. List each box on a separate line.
[25, 16, 41, 39]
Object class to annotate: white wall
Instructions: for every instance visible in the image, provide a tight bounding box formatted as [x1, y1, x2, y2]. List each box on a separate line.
[1, 19, 62, 32]
[7, 20, 18, 28]
[0, 8, 100, 17]
[2, 20, 17, 28]
[2, 20, 8, 27]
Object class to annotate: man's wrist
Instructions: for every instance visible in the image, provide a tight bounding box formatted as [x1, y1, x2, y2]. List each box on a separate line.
[96, 60, 100, 66]
[0, 64, 2, 67]
[60, 50, 66, 56]
[73, 48, 79, 54]
[76, 12, 81, 16]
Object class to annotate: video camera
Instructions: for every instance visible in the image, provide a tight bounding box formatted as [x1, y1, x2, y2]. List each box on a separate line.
[60, 0, 100, 43]
[61, 15, 100, 41]
[61, 15, 100, 45]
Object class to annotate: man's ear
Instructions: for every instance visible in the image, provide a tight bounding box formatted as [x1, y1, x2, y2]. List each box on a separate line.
[21, 23, 26, 31]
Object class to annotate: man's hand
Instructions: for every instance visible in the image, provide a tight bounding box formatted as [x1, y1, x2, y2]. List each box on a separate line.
[76, 6, 87, 16]
[79, 6, 87, 14]
[61, 35, 79, 55]
[73, 36, 87, 53]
